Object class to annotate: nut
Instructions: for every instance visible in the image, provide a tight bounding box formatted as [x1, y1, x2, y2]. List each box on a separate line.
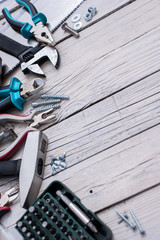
[88, 7, 97, 16]
[84, 12, 92, 21]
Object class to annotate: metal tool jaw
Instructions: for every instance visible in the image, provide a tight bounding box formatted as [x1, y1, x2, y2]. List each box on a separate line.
[21, 46, 59, 76]
[21, 78, 45, 99]
[0, 186, 19, 207]
[31, 22, 55, 47]
[29, 109, 56, 128]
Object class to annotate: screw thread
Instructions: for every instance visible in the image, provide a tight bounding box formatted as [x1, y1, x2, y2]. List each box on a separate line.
[37, 104, 60, 113]
[31, 99, 61, 107]
[40, 95, 69, 100]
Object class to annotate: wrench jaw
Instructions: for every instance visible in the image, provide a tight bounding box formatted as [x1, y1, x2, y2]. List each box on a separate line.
[21, 46, 59, 76]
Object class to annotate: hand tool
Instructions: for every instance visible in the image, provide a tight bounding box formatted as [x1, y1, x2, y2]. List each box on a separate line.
[0, 58, 2, 85]
[2, 0, 55, 46]
[0, 128, 17, 143]
[0, 131, 48, 209]
[0, 187, 19, 219]
[0, 33, 59, 76]
[0, 108, 55, 161]
[56, 190, 98, 233]
[0, 77, 44, 113]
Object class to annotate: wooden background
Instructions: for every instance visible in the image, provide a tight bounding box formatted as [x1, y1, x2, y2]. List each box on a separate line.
[0, 0, 160, 239]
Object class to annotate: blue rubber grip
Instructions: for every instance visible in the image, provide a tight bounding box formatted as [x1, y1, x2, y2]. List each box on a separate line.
[32, 12, 47, 25]
[21, 23, 33, 39]
[10, 91, 25, 111]
[0, 77, 21, 99]
[16, 0, 38, 18]
[2, 8, 25, 32]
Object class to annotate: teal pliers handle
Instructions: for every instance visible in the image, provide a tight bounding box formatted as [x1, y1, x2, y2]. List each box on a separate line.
[0, 77, 25, 113]
[2, 0, 47, 39]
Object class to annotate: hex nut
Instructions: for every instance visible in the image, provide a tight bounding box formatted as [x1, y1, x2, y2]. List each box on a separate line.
[88, 7, 97, 16]
[84, 12, 92, 21]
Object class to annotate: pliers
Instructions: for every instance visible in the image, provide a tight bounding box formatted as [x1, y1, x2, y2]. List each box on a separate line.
[0, 108, 55, 161]
[0, 187, 19, 219]
[0, 78, 44, 113]
[2, 0, 55, 46]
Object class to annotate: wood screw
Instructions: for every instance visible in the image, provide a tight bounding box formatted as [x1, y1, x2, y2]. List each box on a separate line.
[130, 210, 145, 235]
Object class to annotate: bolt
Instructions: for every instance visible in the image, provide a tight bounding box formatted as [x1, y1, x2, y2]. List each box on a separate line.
[31, 99, 61, 108]
[36, 104, 60, 113]
[129, 210, 145, 235]
[61, 22, 79, 38]
[40, 94, 69, 100]
[114, 209, 136, 229]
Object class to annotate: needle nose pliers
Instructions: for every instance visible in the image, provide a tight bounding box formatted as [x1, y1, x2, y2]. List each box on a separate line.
[2, 0, 55, 46]
[0, 78, 44, 113]
[0, 187, 19, 219]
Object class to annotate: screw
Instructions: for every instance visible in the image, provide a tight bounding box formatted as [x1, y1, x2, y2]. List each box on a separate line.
[114, 209, 136, 229]
[61, 23, 79, 38]
[31, 99, 61, 108]
[41, 94, 69, 100]
[118, 214, 128, 224]
[130, 210, 145, 235]
[36, 104, 60, 113]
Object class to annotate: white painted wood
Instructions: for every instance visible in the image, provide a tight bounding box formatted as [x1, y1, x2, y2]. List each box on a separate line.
[98, 185, 160, 240]
[1, 125, 160, 228]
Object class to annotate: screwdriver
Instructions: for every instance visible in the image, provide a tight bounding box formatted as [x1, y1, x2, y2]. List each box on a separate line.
[56, 190, 98, 234]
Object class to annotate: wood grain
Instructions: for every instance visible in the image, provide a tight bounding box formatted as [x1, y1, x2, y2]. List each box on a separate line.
[98, 185, 160, 240]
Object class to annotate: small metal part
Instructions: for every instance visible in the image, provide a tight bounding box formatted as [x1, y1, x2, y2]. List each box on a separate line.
[73, 21, 83, 31]
[71, 14, 81, 23]
[62, 22, 79, 38]
[32, 99, 61, 108]
[36, 104, 60, 113]
[84, 12, 92, 21]
[88, 7, 97, 16]
[130, 209, 145, 234]
[115, 209, 136, 229]
[59, 161, 67, 170]
[118, 214, 128, 224]
[41, 94, 69, 100]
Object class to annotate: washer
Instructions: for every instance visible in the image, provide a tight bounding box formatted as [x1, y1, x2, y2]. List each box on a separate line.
[71, 14, 81, 23]
[73, 21, 83, 31]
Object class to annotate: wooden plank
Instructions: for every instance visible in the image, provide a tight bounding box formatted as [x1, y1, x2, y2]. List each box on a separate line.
[43, 70, 160, 170]
[98, 185, 160, 240]
[3, 0, 159, 122]
[2, 124, 160, 227]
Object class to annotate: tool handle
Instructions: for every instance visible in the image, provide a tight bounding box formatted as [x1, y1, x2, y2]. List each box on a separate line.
[0, 85, 10, 98]
[0, 97, 14, 113]
[0, 159, 21, 176]
[16, 0, 38, 18]
[2, 8, 25, 33]
[0, 206, 10, 219]
[0, 33, 31, 58]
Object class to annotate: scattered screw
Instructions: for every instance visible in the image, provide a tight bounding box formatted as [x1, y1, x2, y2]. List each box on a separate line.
[84, 12, 92, 21]
[32, 99, 61, 108]
[118, 214, 128, 224]
[50, 153, 67, 174]
[36, 104, 60, 113]
[62, 22, 79, 38]
[115, 209, 136, 229]
[40, 95, 69, 100]
[59, 161, 67, 170]
[130, 210, 145, 235]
